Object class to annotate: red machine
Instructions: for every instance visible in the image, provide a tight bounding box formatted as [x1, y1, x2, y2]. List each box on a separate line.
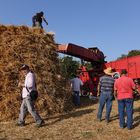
[105, 55, 140, 80]
[58, 43, 105, 96]
[58, 43, 104, 62]
[105, 55, 140, 97]
[58, 43, 140, 97]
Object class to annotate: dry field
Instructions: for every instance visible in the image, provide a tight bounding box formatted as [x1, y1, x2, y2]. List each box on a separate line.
[0, 97, 140, 140]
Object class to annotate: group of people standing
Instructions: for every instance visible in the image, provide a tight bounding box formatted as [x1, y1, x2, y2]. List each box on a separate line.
[17, 64, 139, 130]
[70, 67, 139, 130]
[97, 67, 139, 130]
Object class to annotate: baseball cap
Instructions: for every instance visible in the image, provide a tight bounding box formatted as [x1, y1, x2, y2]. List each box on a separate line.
[20, 64, 29, 70]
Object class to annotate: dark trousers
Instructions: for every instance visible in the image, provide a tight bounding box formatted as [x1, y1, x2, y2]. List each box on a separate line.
[72, 91, 80, 106]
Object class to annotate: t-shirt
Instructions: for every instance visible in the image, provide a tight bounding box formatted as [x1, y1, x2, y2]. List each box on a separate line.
[99, 75, 115, 93]
[35, 13, 43, 23]
[70, 77, 83, 92]
[114, 75, 135, 100]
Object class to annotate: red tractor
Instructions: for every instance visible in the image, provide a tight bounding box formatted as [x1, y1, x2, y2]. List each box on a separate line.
[58, 43, 105, 97]
[58, 43, 140, 97]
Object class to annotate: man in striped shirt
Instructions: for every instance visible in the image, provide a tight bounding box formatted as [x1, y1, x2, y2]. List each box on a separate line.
[97, 67, 115, 123]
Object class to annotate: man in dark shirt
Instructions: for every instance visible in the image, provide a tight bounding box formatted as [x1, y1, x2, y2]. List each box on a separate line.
[32, 11, 48, 28]
[97, 67, 115, 123]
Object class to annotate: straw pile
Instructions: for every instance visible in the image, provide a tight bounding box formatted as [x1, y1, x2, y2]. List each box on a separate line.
[0, 25, 72, 121]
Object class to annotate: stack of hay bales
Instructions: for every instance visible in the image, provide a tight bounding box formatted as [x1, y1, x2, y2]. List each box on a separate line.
[0, 25, 72, 121]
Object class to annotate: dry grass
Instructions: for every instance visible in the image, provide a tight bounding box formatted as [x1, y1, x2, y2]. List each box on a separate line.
[0, 97, 140, 140]
[0, 25, 72, 121]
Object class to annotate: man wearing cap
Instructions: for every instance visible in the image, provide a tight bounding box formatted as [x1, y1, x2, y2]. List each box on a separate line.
[114, 69, 135, 130]
[17, 64, 44, 127]
[97, 67, 115, 123]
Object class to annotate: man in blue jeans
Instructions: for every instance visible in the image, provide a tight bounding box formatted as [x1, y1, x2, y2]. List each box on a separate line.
[97, 67, 115, 123]
[70, 74, 83, 106]
[114, 69, 136, 130]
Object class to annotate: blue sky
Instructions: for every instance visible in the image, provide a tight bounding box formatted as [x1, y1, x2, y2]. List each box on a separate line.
[0, 0, 140, 61]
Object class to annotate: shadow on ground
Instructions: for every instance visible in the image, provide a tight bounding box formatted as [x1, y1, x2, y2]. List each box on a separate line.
[44, 107, 95, 126]
[133, 106, 140, 128]
[79, 96, 98, 108]
[110, 114, 119, 122]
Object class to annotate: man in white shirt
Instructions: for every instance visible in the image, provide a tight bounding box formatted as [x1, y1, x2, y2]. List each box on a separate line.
[70, 74, 83, 106]
[17, 64, 44, 127]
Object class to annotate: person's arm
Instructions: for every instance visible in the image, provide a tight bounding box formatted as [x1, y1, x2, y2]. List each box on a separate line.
[32, 15, 36, 27]
[42, 17, 48, 25]
[136, 84, 140, 94]
[114, 90, 117, 99]
[97, 84, 100, 96]
[114, 81, 117, 99]
[97, 78, 102, 96]
[137, 87, 140, 94]
[18, 82, 25, 88]
[80, 80, 83, 94]
[69, 80, 73, 90]
[80, 79, 83, 86]
[131, 79, 137, 95]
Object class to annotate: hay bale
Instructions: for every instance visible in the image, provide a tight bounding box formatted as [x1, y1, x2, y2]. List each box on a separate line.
[0, 25, 73, 121]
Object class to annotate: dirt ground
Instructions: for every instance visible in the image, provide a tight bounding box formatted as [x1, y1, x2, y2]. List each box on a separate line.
[0, 97, 140, 140]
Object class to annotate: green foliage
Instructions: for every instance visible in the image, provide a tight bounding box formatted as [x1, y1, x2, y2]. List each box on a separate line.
[117, 54, 127, 60]
[84, 62, 92, 70]
[128, 50, 140, 57]
[117, 50, 140, 60]
[59, 56, 80, 79]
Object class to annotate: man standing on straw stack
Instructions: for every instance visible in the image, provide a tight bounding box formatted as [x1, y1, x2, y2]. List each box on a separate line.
[32, 11, 48, 29]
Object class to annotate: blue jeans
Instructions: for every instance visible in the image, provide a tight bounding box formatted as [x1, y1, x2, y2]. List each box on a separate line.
[118, 98, 133, 129]
[18, 96, 42, 125]
[97, 92, 113, 121]
[72, 91, 80, 106]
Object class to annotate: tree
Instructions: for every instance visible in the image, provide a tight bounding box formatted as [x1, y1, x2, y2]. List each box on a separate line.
[127, 50, 140, 57]
[117, 50, 140, 60]
[59, 56, 80, 79]
[117, 54, 127, 60]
